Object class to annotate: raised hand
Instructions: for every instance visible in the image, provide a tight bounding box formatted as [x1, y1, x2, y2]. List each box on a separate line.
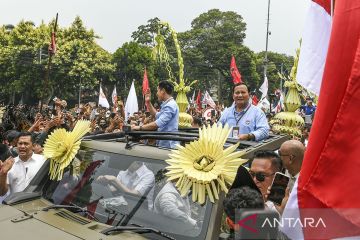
[0, 157, 15, 175]
[144, 89, 151, 104]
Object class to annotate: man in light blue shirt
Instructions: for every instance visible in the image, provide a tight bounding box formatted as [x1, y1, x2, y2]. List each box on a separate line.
[132, 80, 179, 148]
[219, 83, 269, 141]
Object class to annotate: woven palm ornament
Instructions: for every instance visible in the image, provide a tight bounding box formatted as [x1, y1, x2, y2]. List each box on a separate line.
[165, 124, 247, 204]
[43, 120, 91, 180]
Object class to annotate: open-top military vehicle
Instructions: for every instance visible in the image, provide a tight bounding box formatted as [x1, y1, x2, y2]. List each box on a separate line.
[0, 129, 289, 240]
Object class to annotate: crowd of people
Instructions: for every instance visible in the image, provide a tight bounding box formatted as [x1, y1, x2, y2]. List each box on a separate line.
[0, 81, 315, 238]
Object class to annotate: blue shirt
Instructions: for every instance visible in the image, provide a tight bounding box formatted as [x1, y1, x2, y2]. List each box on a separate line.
[155, 97, 179, 149]
[300, 104, 316, 116]
[219, 103, 270, 141]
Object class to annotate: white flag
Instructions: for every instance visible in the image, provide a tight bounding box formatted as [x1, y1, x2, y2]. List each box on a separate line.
[98, 85, 110, 108]
[125, 81, 138, 121]
[190, 91, 195, 104]
[111, 85, 118, 111]
[204, 91, 216, 109]
[259, 75, 268, 101]
[296, 0, 331, 96]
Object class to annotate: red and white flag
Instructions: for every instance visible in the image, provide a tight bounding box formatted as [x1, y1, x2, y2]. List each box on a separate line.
[230, 56, 242, 84]
[203, 91, 216, 109]
[111, 85, 118, 112]
[281, 1, 360, 239]
[296, 0, 332, 95]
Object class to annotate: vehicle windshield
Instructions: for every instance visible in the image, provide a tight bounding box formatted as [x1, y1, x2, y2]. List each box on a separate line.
[42, 146, 212, 240]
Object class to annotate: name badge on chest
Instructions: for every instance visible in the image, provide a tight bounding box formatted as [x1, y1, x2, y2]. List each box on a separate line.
[232, 127, 239, 138]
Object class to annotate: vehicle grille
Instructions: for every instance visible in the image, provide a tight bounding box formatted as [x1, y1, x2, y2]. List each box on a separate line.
[55, 210, 91, 225]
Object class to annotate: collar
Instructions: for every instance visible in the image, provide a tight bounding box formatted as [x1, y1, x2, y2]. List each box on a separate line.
[161, 97, 173, 107]
[292, 172, 300, 180]
[226, 217, 240, 231]
[234, 102, 251, 114]
[128, 164, 147, 178]
[15, 152, 35, 163]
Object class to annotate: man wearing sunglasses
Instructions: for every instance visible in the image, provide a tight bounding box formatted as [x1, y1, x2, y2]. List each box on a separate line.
[249, 150, 283, 212]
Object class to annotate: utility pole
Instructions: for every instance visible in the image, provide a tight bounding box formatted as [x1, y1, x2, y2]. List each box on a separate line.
[78, 78, 82, 106]
[264, 0, 271, 78]
[217, 70, 221, 105]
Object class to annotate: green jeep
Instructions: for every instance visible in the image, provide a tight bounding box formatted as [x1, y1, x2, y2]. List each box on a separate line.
[0, 131, 288, 240]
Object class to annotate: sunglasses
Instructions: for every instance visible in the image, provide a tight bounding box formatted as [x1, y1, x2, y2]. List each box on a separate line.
[249, 171, 275, 182]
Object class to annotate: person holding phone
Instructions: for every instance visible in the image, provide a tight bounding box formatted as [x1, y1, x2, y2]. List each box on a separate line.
[248, 150, 283, 213]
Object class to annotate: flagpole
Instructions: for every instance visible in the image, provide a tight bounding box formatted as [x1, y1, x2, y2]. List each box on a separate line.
[264, 0, 271, 78]
[44, 13, 58, 101]
[78, 77, 82, 106]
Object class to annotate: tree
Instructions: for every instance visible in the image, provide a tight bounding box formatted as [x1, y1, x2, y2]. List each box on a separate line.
[0, 16, 115, 104]
[178, 9, 258, 104]
[113, 41, 158, 103]
[255, 51, 294, 94]
[51, 16, 115, 102]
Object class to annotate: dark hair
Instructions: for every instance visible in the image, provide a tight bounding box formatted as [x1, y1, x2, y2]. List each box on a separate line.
[5, 130, 20, 143]
[17, 131, 35, 143]
[223, 186, 264, 222]
[158, 80, 174, 95]
[193, 117, 203, 127]
[249, 150, 283, 172]
[232, 83, 251, 94]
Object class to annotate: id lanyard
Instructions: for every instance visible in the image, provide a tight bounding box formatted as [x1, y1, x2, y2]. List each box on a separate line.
[234, 103, 251, 126]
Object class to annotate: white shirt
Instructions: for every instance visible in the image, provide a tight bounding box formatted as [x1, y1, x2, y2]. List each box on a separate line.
[6, 153, 45, 194]
[154, 182, 196, 226]
[285, 170, 299, 192]
[116, 164, 155, 208]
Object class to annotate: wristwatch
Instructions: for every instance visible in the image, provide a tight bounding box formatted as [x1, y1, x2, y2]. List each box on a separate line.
[139, 126, 143, 131]
[248, 133, 254, 141]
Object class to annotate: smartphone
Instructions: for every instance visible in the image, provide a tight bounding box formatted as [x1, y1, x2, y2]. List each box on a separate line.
[267, 172, 290, 205]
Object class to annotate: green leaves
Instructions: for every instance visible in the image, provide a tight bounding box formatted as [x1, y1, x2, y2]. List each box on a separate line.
[0, 17, 114, 103]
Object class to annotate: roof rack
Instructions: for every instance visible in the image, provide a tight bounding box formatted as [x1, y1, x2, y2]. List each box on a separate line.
[83, 129, 290, 156]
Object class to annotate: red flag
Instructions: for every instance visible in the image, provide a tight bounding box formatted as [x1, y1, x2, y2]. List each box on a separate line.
[282, 1, 360, 239]
[106, 213, 118, 225]
[251, 95, 259, 106]
[196, 90, 202, 111]
[49, 32, 56, 55]
[86, 197, 102, 220]
[142, 68, 149, 96]
[61, 160, 104, 205]
[230, 56, 242, 84]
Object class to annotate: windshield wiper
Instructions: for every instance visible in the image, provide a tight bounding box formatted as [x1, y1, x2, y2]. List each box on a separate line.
[100, 225, 176, 240]
[42, 204, 99, 221]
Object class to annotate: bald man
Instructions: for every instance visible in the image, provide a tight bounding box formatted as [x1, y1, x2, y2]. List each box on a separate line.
[278, 140, 305, 191]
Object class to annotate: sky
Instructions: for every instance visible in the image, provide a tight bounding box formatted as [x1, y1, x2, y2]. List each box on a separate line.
[0, 0, 310, 56]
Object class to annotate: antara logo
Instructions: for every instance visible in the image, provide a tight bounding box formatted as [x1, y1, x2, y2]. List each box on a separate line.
[236, 214, 258, 233]
[236, 214, 326, 233]
[261, 217, 326, 228]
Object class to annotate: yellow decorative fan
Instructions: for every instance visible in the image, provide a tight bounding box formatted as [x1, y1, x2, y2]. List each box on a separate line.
[165, 124, 247, 204]
[43, 120, 91, 180]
